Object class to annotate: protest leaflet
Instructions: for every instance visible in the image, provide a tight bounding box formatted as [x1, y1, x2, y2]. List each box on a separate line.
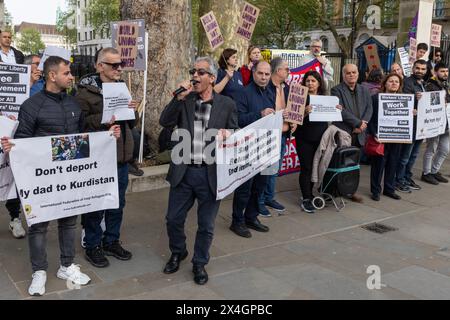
[397, 47, 412, 77]
[101, 82, 135, 124]
[200, 11, 224, 51]
[377, 94, 414, 143]
[0, 116, 18, 201]
[416, 91, 447, 140]
[236, 2, 260, 41]
[0, 63, 30, 116]
[37, 46, 71, 70]
[111, 19, 146, 71]
[285, 83, 308, 125]
[9, 131, 119, 226]
[216, 111, 283, 200]
[309, 95, 342, 122]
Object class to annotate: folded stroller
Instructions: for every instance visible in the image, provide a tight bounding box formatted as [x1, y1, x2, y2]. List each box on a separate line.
[313, 146, 360, 211]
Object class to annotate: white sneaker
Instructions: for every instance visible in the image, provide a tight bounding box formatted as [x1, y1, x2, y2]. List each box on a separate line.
[28, 270, 46, 296]
[57, 264, 91, 285]
[9, 218, 26, 238]
[81, 228, 86, 248]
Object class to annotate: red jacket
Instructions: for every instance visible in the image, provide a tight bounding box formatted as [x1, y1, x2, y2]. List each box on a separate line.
[240, 65, 252, 86]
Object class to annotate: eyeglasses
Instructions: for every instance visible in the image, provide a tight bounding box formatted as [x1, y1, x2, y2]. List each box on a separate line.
[101, 61, 125, 70]
[189, 68, 212, 76]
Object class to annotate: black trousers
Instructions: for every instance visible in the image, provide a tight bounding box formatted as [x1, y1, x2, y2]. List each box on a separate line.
[5, 196, 20, 221]
[231, 173, 268, 225]
[296, 138, 320, 200]
[166, 166, 220, 266]
[370, 143, 402, 195]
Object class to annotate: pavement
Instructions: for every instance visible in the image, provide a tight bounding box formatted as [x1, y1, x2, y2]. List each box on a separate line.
[0, 149, 450, 300]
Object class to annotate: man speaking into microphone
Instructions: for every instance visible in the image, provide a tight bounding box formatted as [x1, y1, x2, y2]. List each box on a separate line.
[160, 56, 238, 285]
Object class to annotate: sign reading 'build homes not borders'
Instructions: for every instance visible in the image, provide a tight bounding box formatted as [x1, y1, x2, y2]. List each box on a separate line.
[236, 2, 260, 41]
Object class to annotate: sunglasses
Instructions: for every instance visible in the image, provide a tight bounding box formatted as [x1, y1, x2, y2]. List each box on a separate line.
[101, 61, 125, 70]
[189, 68, 212, 76]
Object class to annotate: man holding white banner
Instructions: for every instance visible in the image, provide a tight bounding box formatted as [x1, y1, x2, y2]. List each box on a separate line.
[1, 56, 120, 296]
[421, 63, 450, 185]
[76, 47, 138, 268]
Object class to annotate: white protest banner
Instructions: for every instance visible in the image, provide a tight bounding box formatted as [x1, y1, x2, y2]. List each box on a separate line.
[9, 132, 119, 226]
[200, 11, 224, 51]
[397, 47, 412, 77]
[101, 82, 135, 124]
[236, 2, 260, 42]
[111, 19, 146, 71]
[216, 111, 283, 200]
[309, 95, 342, 122]
[430, 24, 442, 47]
[0, 63, 30, 116]
[0, 116, 18, 201]
[416, 91, 447, 140]
[377, 94, 414, 143]
[37, 46, 71, 70]
[285, 83, 308, 125]
[409, 37, 417, 65]
[416, 0, 434, 56]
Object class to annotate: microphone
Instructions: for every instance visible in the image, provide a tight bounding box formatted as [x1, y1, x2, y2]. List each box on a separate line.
[172, 80, 199, 96]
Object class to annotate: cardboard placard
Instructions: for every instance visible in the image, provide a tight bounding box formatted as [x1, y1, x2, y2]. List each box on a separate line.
[236, 2, 260, 42]
[409, 37, 417, 65]
[111, 19, 146, 71]
[200, 11, 224, 51]
[430, 24, 442, 47]
[364, 44, 382, 70]
[285, 83, 308, 125]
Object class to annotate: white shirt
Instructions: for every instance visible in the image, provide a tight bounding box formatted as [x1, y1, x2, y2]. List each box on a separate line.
[0, 49, 17, 64]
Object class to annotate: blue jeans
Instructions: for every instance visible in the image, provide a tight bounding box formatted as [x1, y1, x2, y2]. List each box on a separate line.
[84, 163, 129, 249]
[259, 135, 287, 204]
[396, 140, 422, 185]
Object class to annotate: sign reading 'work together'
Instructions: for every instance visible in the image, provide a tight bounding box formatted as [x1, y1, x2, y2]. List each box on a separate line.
[285, 83, 308, 125]
[0, 63, 30, 117]
[200, 11, 224, 51]
[10, 132, 119, 226]
[236, 2, 260, 41]
[111, 19, 146, 71]
[377, 94, 414, 144]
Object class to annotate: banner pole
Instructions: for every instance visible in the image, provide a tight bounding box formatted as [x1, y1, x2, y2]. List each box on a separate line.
[138, 31, 149, 164]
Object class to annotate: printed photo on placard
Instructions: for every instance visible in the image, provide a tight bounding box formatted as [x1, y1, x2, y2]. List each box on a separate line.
[51, 135, 90, 162]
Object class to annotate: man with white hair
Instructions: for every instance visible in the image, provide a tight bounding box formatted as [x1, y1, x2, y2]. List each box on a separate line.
[299, 39, 334, 93]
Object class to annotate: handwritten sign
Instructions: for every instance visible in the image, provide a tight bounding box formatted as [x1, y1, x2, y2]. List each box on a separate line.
[285, 83, 308, 125]
[200, 11, 224, 51]
[236, 2, 260, 42]
[111, 19, 146, 71]
[409, 37, 417, 65]
[430, 24, 442, 47]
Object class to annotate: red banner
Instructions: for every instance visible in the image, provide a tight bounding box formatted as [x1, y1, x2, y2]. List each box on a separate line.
[279, 137, 301, 176]
[287, 59, 323, 85]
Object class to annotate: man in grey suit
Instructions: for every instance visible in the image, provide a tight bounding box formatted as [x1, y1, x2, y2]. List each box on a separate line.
[331, 63, 373, 203]
[159, 56, 238, 285]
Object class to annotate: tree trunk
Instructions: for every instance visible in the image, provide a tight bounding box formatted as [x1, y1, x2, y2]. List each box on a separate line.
[120, 0, 194, 152]
[198, 0, 249, 65]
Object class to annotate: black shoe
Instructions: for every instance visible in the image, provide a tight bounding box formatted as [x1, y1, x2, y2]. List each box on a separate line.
[371, 193, 380, 201]
[395, 183, 412, 193]
[193, 264, 208, 285]
[229, 223, 252, 238]
[407, 179, 421, 190]
[301, 199, 315, 213]
[383, 191, 401, 200]
[245, 218, 269, 232]
[128, 163, 144, 176]
[264, 199, 285, 212]
[85, 246, 110, 268]
[421, 173, 439, 185]
[163, 250, 188, 274]
[434, 172, 449, 183]
[103, 241, 132, 261]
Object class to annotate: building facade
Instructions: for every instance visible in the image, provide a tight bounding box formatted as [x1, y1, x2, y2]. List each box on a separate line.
[75, 0, 110, 56]
[13, 22, 70, 50]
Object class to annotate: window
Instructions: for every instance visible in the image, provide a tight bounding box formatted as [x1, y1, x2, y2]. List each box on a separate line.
[434, 0, 445, 17]
[320, 36, 329, 52]
[93, 30, 96, 39]
[84, 0, 87, 8]
[85, 13, 88, 26]
[90, 31, 92, 40]
[85, 32, 87, 41]
[78, 32, 80, 41]
[77, 1, 80, 8]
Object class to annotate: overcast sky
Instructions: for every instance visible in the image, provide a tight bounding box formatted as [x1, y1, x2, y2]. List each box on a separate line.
[5, 0, 67, 25]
